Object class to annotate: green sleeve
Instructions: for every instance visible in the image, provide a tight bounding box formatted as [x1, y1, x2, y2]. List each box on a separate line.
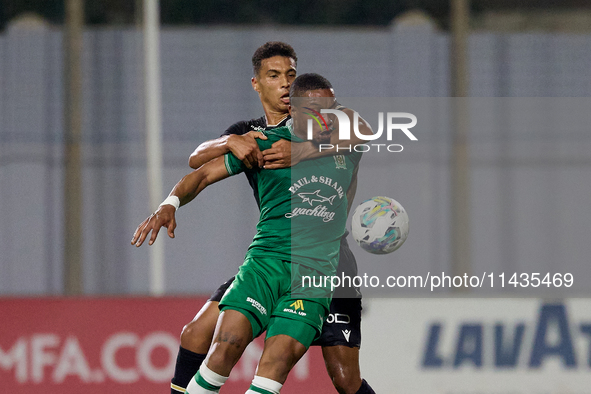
[223, 152, 246, 176]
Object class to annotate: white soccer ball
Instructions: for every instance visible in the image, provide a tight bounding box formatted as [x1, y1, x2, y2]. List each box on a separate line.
[351, 196, 409, 254]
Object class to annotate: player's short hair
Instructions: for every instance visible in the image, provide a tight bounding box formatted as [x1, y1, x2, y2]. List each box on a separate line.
[289, 73, 333, 98]
[252, 41, 297, 76]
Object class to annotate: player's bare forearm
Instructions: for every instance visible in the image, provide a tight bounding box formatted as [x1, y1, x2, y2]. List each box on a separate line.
[262, 139, 312, 169]
[189, 132, 267, 170]
[173, 157, 230, 206]
[189, 136, 231, 169]
[131, 157, 229, 247]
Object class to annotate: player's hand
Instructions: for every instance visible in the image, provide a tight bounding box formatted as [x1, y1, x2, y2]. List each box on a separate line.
[263, 139, 307, 169]
[131, 205, 177, 247]
[226, 132, 267, 169]
[263, 139, 314, 170]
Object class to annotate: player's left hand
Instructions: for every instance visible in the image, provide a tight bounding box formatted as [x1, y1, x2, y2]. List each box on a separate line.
[131, 205, 177, 247]
[262, 139, 304, 169]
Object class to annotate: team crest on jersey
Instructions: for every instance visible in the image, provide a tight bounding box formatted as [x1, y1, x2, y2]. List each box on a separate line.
[334, 155, 347, 169]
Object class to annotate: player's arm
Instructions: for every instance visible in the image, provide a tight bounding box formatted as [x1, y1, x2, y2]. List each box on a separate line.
[262, 108, 373, 169]
[188, 126, 267, 170]
[131, 156, 231, 247]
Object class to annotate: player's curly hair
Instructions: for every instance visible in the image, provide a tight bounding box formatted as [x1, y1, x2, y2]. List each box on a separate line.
[252, 41, 297, 76]
[289, 73, 333, 98]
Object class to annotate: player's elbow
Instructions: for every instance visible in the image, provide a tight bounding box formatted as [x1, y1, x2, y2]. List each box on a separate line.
[188, 154, 201, 169]
[188, 142, 213, 169]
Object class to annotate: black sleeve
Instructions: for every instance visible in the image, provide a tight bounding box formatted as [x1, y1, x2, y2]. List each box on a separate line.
[221, 120, 250, 137]
[220, 117, 267, 138]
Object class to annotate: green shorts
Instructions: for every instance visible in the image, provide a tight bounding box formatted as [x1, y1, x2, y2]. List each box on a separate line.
[219, 255, 330, 348]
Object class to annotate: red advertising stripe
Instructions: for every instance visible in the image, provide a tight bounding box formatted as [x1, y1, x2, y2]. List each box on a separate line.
[0, 297, 333, 393]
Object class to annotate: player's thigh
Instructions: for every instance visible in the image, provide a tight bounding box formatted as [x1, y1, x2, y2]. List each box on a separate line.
[180, 300, 220, 353]
[220, 257, 290, 338]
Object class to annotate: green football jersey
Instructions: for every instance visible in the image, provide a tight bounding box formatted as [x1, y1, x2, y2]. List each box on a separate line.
[224, 121, 362, 276]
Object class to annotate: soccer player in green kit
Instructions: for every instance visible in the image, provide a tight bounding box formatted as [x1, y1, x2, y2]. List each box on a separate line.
[132, 74, 362, 394]
[174, 42, 375, 394]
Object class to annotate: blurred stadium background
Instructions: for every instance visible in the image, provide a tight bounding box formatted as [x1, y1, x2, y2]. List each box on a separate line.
[1, 0, 590, 393]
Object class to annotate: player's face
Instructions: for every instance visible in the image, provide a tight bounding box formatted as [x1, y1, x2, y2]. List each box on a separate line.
[251, 56, 297, 116]
[290, 88, 336, 145]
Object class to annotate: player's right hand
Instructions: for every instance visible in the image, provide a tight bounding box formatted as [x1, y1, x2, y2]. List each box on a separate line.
[225, 131, 267, 169]
[131, 205, 177, 247]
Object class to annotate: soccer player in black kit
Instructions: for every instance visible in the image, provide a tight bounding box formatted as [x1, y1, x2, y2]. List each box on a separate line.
[170, 42, 376, 394]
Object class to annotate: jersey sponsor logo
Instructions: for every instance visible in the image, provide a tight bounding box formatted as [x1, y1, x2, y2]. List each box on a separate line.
[246, 297, 267, 315]
[286, 176, 344, 222]
[290, 300, 305, 311]
[298, 190, 336, 206]
[342, 329, 352, 342]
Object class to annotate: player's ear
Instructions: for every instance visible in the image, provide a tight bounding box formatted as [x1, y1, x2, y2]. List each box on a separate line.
[251, 76, 259, 93]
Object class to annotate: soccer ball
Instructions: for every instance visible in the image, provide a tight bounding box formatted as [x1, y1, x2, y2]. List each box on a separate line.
[351, 196, 409, 254]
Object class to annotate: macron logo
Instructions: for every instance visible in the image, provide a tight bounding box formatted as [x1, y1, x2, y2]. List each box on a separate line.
[342, 329, 351, 342]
